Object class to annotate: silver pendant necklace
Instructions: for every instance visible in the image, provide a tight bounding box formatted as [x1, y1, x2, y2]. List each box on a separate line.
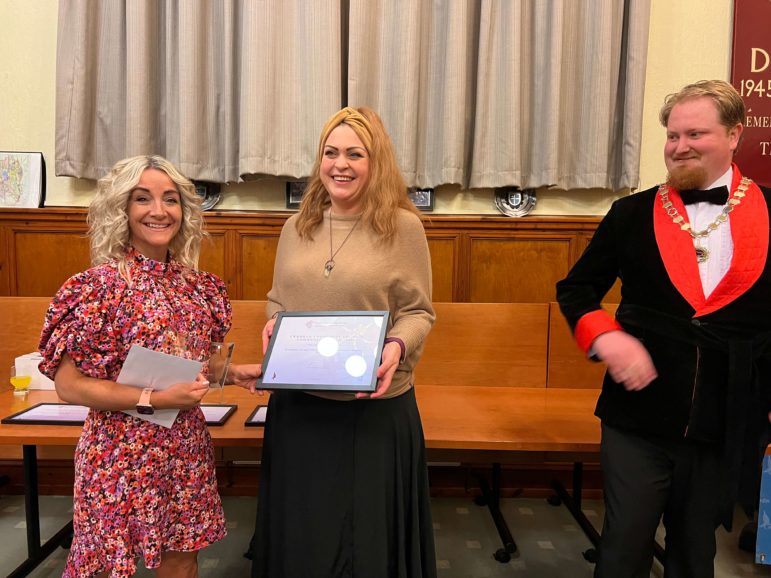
[324, 210, 361, 278]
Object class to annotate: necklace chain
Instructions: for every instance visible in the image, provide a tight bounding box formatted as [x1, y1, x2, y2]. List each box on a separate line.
[324, 210, 361, 278]
[657, 177, 751, 239]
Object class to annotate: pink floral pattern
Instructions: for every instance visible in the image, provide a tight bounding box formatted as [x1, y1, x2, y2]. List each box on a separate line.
[39, 249, 232, 577]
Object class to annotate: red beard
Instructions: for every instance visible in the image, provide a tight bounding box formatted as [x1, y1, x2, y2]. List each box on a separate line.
[666, 163, 708, 191]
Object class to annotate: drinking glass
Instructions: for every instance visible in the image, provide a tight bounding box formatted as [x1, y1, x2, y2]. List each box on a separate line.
[10, 365, 31, 396]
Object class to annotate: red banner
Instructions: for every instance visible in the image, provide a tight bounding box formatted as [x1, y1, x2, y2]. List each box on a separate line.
[731, 0, 771, 187]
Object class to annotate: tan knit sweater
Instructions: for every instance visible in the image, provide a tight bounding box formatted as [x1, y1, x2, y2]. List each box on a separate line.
[266, 208, 435, 400]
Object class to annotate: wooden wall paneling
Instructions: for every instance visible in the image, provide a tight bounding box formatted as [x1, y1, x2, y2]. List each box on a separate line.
[240, 233, 280, 300]
[467, 235, 573, 303]
[0, 209, 609, 302]
[570, 233, 621, 303]
[456, 232, 471, 302]
[426, 234, 460, 302]
[223, 230, 242, 299]
[0, 225, 10, 295]
[571, 233, 592, 262]
[199, 233, 227, 285]
[14, 229, 90, 297]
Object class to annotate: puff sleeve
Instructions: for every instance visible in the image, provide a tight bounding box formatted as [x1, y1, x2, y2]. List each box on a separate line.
[38, 267, 125, 381]
[195, 271, 232, 343]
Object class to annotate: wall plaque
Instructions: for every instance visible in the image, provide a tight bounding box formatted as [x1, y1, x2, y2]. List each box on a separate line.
[731, 0, 771, 187]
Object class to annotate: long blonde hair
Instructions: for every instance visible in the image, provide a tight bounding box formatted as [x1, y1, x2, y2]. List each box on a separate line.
[295, 107, 419, 241]
[88, 155, 204, 277]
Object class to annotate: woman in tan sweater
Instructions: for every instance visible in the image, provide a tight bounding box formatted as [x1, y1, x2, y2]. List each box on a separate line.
[249, 107, 436, 578]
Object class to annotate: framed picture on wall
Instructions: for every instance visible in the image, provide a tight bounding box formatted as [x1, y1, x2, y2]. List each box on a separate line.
[407, 187, 434, 211]
[0, 151, 45, 208]
[285, 180, 307, 209]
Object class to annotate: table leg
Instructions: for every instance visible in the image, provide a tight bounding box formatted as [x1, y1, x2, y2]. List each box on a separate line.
[551, 462, 665, 565]
[23, 444, 41, 558]
[7, 444, 74, 578]
[477, 463, 518, 562]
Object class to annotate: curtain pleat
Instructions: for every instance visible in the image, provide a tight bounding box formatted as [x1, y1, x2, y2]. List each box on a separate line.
[348, 0, 478, 188]
[55, 0, 341, 182]
[238, 0, 341, 179]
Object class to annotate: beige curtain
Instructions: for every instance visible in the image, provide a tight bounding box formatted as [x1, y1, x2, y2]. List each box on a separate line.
[348, 0, 650, 191]
[348, 0, 478, 188]
[56, 0, 341, 182]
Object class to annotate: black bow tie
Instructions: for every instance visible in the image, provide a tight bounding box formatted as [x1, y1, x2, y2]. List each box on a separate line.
[680, 186, 729, 205]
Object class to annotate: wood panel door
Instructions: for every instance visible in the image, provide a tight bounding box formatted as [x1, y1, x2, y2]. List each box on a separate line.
[199, 233, 227, 283]
[241, 234, 280, 300]
[13, 231, 90, 296]
[426, 235, 459, 302]
[467, 236, 573, 303]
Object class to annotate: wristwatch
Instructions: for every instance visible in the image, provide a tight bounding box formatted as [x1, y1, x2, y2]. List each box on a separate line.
[136, 388, 155, 415]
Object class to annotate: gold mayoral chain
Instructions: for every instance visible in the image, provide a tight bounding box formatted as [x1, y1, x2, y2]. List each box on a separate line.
[657, 177, 751, 264]
[324, 211, 362, 278]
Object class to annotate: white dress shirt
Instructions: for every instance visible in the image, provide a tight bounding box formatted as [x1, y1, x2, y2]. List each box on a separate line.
[684, 167, 734, 298]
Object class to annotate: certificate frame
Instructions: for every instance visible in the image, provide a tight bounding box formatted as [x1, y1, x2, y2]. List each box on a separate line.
[258, 310, 390, 392]
[407, 187, 434, 211]
[245, 404, 268, 427]
[0, 151, 46, 208]
[285, 180, 307, 209]
[2, 402, 237, 426]
[200, 404, 237, 426]
[1, 403, 87, 425]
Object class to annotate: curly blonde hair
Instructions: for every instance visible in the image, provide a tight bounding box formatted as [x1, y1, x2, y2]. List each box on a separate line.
[295, 107, 419, 242]
[88, 155, 204, 277]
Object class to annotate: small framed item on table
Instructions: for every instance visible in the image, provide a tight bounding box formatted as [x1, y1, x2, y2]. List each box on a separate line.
[200, 404, 237, 426]
[2, 403, 237, 426]
[258, 311, 389, 392]
[245, 405, 268, 426]
[2, 403, 88, 425]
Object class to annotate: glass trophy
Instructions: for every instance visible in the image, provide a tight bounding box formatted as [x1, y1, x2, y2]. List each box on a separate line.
[208, 342, 235, 402]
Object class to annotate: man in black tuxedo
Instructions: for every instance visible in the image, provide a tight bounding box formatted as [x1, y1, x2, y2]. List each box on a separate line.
[557, 79, 771, 578]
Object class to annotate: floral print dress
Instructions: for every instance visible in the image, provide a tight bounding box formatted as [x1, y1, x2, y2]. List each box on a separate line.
[39, 249, 232, 578]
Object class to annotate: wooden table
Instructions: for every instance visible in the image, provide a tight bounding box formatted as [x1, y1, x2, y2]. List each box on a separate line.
[0, 385, 602, 574]
[419, 386, 602, 562]
[0, 388, 266, 577]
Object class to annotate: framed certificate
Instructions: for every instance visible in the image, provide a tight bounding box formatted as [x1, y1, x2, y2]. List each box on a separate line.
[1, 403, 87, 425]
[245, 405, 268, 426]
[200, 404, 237, 426]
[2, 403, 237, 426]
[258, 311, 389, 392]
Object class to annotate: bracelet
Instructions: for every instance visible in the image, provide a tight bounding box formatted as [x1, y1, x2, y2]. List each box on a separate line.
[384, 337, 406, 362]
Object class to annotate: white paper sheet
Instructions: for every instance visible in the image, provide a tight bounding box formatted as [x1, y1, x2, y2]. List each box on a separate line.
[117, 345, 203, 428]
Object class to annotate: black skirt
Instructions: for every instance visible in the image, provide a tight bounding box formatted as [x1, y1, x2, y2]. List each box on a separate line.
[250, 388, 437, 578]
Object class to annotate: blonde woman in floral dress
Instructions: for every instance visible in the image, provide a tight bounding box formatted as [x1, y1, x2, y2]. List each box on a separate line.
[39, 156, 260, 578]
